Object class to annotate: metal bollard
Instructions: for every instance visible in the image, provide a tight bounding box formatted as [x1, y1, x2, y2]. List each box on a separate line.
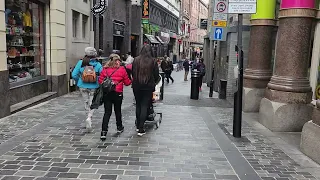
[209, 80, 214, 97]
[218, 79, 227, 99]
[190, 70, 201, 100]
[160, 72, 165, 101]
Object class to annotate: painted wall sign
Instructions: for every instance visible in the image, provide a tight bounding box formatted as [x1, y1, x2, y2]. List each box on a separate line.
[91, 0, 108, 16]
[142, 0, 150, 22]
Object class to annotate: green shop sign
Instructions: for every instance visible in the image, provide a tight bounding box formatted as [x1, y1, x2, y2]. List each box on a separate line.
[142, 24, 160, 34]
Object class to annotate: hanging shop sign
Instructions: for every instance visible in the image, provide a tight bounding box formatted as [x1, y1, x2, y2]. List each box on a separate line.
[200, 19, 208, 30]
[142, 0, 150, 24]
[91, 0, 108, 16]
[113, 22, 125, 37]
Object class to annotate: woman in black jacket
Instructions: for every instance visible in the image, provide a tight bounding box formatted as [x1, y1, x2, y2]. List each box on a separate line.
[132, 45, 160, 136]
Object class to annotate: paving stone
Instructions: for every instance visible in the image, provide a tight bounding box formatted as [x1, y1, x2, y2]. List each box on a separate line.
[100, 174, 117, 180]
[15, 170, 46, 176]
[2, 176, 21, 180]
[69, 168, 97, 174]
[78, 173, 101, 179]
[57, 172, 79, 178]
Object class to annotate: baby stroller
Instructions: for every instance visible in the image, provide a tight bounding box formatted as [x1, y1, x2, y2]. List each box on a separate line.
[146, 75, 163, 128]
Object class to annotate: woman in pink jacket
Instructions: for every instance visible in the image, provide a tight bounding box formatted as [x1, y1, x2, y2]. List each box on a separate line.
[98, 54, 131, 140]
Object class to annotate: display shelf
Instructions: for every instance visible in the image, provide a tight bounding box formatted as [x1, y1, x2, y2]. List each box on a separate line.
[8, 55, 37, 58]
[8, 65, 35, 70]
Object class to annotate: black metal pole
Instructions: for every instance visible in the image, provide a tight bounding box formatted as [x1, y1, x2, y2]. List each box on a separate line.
[160, 72, 165, 101]
[233, 14, 243, 138]
[209, 68, 214, 97]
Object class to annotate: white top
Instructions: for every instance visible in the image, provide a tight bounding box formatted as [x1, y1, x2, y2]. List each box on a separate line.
[126, 55, 134, 64]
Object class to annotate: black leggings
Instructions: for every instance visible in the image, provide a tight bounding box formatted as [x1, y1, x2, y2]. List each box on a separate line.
[102, 91, 123, 131]
[133, 89, 153, 131]
[165, 71, 174, 83]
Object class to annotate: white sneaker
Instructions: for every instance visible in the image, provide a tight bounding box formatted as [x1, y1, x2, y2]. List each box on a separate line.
[84, 102, 89, 111]
[86, 118, 92, 132]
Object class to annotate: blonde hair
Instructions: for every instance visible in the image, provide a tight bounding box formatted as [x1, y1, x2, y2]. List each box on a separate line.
[105, 54, 121, 68]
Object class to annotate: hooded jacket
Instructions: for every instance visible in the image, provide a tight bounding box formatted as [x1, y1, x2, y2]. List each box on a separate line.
[98, 66, 131, 93]
[72, 59, 103, 89]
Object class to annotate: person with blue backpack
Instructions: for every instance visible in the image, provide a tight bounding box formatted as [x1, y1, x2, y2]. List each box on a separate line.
[72, 47, 103, 132]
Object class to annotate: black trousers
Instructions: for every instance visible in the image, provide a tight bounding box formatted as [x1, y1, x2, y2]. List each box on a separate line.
[165, 70, 174, 83]
[102, 91, 123, 131]
[199, 75, 204, 88]
[133, 89, 153, 131]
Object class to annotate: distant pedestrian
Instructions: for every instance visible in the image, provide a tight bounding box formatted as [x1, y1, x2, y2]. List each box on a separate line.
[183, 59, 190, 81]
[98, 54, 131, 140]
[196, 58, 206, 91]
[72, 47, 103, 132]
[126, 52, 134, 65]
[132, 45, 160, 136]
[161, 55, 174, 83]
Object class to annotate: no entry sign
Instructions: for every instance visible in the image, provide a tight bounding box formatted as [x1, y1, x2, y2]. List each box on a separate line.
[214, 0, 228, 13]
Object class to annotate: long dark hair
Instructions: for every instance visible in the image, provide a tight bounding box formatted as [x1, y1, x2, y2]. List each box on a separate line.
[133, 45, 155, 84]
[81, 56, 95, 67]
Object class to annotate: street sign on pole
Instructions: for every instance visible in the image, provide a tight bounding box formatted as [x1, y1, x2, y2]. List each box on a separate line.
[214, 0, 228, 13]
[228, 0, 257, 14]
[210, 27, 227, 41]
[212, 0, 228, 28]
[212, 20, 227, 27]
[213, 13, 228, 21]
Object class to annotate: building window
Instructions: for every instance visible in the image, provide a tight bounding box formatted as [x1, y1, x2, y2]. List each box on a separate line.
[72, 10, 80, 38]
[82, 15, 88, 38]
[6, 0, 46, 84]
[83, 0, 88, 3]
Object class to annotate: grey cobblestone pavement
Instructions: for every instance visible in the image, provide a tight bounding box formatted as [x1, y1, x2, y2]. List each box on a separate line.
[0, 71, 318, 180]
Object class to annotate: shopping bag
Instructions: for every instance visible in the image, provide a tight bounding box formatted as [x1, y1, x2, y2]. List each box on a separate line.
[90, 85, 104, 109]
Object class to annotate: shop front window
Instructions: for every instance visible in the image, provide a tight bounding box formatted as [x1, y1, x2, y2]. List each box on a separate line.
[6, 0, 45, 85]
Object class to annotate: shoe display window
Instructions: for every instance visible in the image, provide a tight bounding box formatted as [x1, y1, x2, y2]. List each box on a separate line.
[5, 0, 45, 85]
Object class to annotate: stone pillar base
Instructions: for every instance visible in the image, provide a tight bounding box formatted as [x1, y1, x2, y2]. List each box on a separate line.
[243, 87, 265, 112]
[0, 70, 10, 118]
[259, 98, 313, 131]
[301, 121, 320, 164]
[48, 74, 68, 96]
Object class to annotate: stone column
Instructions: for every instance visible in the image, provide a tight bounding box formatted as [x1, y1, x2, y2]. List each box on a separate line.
[46, 0, 68, 96]
[0, 0, 11, 118]
[243, 0, 276, 112]
[259, 0, 316, 132]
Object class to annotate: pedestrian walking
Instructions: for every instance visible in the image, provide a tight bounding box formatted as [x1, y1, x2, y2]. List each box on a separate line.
[161, 55, 174, 83]
[196, 58, 206, 91]
[183, 59, 190, 81]
[98, 54, 131, 140]
[72, 47, 103, 131]
[132, 45, 160, 136]
[125, 52, 134, 65]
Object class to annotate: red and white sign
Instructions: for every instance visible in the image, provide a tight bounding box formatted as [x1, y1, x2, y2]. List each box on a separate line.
[214, 0, 228, 13]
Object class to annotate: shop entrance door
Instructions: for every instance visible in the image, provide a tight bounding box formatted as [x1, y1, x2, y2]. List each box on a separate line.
[131, 35, 138, 57]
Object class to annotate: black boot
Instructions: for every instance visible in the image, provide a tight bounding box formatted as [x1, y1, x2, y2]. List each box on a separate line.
[100, 131, 107, 141]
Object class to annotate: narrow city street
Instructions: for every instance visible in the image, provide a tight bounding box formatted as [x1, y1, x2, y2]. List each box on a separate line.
[0, 72, 318, 180]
